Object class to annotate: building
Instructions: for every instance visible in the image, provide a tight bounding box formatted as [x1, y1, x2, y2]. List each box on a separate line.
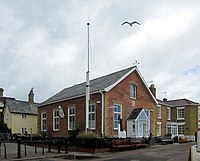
[37, 66, 158, 138]
[0, 88, 38, 135]
[157, 98, 200, 140]
[37, 66, 200, 140]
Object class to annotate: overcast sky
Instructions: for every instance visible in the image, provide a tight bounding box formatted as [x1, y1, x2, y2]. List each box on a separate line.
[0, 0, 200, 103]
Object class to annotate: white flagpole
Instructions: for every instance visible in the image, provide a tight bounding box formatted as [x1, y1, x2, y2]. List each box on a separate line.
[86, 23, 90, 132]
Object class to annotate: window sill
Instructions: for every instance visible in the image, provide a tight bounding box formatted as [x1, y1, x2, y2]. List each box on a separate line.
[177, 118, 185, 120]
[130, 97, 136, 100]
[88, 129, 96, 131]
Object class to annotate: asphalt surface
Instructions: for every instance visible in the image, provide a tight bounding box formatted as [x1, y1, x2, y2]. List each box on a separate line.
[0, 142, 195, 161]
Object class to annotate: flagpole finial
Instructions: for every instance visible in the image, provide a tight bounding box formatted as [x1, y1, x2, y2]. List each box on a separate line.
[133, 60, 140, 67]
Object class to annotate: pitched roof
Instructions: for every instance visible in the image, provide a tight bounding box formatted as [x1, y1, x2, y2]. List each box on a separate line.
[157, 99, 170, 106]
[6, 99, 37, 115]
[127, 108, 143, 120]
[38, 66, 157, 107]
[38, 66, 135, 106]
[166, 99, 199, 107]
[157, 98, 199, 107]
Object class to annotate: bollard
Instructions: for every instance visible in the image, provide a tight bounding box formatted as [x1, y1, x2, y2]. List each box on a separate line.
[197, 129, 200, 152]
[42, 144, 44, 155]
[35, 143, 37, 154]
[64, 138, 68, 154]
[0, 142, 1, 157]
[48, 141, 52, 152]
[57, 140, 61, 153]
[17, 138, 21, 158]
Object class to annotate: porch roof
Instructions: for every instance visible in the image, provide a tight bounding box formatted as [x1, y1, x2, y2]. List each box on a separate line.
[127, 108, 143, 120]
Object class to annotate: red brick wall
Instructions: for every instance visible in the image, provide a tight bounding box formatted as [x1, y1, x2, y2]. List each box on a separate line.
[105, 70, 156, 137]
[38, 93, 102, 137]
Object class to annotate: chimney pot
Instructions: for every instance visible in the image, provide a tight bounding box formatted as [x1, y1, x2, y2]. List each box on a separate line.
[149, 84, 156, 98]
[0, 88, 4, 97]
[28, 88, 34, 105]
[163, 98, 167, 102]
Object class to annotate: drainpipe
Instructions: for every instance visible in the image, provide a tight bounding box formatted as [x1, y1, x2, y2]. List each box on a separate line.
[99, 90, 104, 137]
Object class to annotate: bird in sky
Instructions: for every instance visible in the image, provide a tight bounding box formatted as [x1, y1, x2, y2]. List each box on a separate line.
[121, 21, 141, 26]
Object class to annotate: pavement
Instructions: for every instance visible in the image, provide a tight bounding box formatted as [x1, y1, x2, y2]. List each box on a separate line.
[0, 142, 199, 161]
[190, 145, 200, 161]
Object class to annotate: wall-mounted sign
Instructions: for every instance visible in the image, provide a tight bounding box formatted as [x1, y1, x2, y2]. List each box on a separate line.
[58, 106, 65, 118]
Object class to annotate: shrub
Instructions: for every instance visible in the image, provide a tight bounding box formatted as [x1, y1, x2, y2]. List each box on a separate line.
[77, 131, 100, 138]
[0, 122, 11, 133]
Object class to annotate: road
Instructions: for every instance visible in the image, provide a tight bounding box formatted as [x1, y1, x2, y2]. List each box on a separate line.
[32, 142, 194, 161]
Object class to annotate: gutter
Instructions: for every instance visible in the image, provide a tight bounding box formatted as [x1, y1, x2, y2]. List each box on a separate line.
[99, 90, 104, 137]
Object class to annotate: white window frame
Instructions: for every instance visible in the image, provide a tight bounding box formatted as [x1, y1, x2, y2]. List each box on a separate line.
[157, 105, 161, 119]
[198, 122, 200, 129]
[157, 122, 162, 136]
[167, 107, 171, 120]
[130, 84, 137, 99]
[178, 123, 185, 135]
[177, 107, 185, 120]
[41, 112, 47, 132]
[113, 103, 122, 129]
[88, 103, 96, 130]
[198, 107, 200, 121]
[53, 110, 59, 131]
[144, 109, 150, 120]
[68, 106, 76, 130]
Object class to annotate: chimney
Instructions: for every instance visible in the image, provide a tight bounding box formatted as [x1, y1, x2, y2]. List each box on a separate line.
[149, 84, 156, 98]
[163, 98, 167, 102]
[0, 88, 4, 97]
[28, 88, 34, 105]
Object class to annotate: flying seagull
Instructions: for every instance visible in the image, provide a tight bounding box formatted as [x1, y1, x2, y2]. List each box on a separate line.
[121, 21, 141, 26]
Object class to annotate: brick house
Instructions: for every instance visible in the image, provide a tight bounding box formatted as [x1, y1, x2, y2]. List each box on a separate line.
[157, 98, 200, 140]
[0, 88, 38, 135]
[149, 84, 200, 140]
[37, 66, 158, 138]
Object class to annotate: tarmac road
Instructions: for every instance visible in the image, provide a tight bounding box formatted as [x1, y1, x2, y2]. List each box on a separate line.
[30, 142, 194, 161]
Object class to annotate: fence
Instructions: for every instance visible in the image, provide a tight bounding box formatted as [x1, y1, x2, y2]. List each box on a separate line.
[0, 138, 69, 159]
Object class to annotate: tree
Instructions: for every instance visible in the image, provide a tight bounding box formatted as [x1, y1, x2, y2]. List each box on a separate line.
[0, 122, 11, 133]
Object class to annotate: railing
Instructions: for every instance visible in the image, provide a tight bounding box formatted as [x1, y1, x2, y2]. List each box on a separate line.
[0, 137, 69, 159]
[16, 138, 68, 158]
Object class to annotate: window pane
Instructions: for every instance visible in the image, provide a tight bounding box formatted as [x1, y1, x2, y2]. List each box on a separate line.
[130, 84, 136, 98]
[88, 104, 96, 129]
[68, 107, 75, 130]
[118, 105, 121, 112]
[41, 112, 47, 132]
[53, 110, 59, 131]
[113, 104, 122, 129]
